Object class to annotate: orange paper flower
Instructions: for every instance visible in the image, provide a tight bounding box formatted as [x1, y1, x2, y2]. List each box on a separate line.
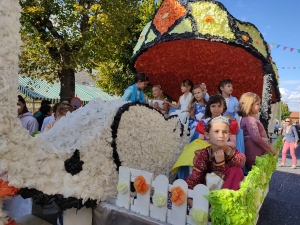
[255, 40, 260, 45]
[0, 179, 18, 198]
[242, 35, 249, 42]
[205, 16, 213, 22]
[171, 186, 186, 206]
[153, 0, 187, 34]
[134, 175, 150, 195]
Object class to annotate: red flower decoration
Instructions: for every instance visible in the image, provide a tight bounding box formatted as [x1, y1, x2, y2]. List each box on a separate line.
[171, 186, 186, 206]
[135, 39, 264, 101]
[153, 0, 187, 34]
[134, 175, 150, 195]
[0, 179, 18, 198]
[6, 219, 17, 225]
[196, 121, 206, 134]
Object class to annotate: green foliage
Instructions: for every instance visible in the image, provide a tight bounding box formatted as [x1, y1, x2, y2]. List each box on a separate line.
[93, 0, 161, 96]
[206, 136, 283, 225]
[281, 102, 291, 120]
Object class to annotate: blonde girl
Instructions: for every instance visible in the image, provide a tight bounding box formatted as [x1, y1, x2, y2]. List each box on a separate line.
[149, 85, 169, 115]
[238, 92, 277, 171]
[188, 85, 208, 141]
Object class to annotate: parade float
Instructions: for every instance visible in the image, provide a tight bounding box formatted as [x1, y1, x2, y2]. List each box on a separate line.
[0, 0, 281, 225]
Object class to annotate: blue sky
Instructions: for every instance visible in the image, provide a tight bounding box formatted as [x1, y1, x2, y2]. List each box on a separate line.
[217, 0, 300, 112]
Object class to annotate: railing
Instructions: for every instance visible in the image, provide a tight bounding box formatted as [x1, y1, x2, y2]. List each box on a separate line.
[116, 166, 210, 225]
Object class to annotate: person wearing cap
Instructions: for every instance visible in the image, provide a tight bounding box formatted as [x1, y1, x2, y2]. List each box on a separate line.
[17, 95, 39, 135]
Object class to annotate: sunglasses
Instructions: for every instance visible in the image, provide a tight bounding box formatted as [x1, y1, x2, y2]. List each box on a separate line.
[285, 120, 290, 122]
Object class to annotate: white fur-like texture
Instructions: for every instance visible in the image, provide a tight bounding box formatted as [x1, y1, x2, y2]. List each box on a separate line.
[0, 0, 189, 208]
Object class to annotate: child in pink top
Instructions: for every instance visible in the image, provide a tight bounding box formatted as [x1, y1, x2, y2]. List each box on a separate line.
[238, 92, 277, 171]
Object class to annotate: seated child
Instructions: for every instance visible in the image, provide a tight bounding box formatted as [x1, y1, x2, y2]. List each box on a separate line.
[122, 73, 149, 103]
[165, 79, 193, 124]
[149, 85, 169, 115]
[188, 84, 208, 140]
[185, 116, 245, 206]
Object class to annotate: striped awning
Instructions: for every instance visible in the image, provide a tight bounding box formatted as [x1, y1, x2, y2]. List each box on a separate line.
[18, 76, 118, 104]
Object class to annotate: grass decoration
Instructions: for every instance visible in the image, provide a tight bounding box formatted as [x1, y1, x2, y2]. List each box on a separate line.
[206, 136, 283, 225]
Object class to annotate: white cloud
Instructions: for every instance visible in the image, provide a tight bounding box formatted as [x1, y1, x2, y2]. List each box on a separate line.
[280, 80, 300, 85]
[279, 88, 300, 112]
[266, 25, 271, 29]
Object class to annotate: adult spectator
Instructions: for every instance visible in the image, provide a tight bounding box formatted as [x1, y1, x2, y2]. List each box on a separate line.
[34, 99, 51, 118]
[274, 122, 279, 134]
[41, 103, 60, 132]
[36, 104, 52, 131]
[17, 95, 38, 135]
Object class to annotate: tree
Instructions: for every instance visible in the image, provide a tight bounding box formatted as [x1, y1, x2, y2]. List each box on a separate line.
[19, 0, 160, 101]
[278, 102, 291, 121]
[93, 0, 161, 96]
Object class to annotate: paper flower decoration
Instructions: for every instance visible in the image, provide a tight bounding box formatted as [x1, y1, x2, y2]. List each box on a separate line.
[171, 186, 186, 206]
[5, 219, 17, 225]
[189, 208, 208, 225]
[0, 179, 18, 197]
[134, 175, 150, 195]
[117, 179, 128, 194]
[152, 192, 167, 207]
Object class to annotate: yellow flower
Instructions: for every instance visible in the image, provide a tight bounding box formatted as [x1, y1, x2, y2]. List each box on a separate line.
[153, 192, 167, 207]
[190, 2, 235, 39]
[189, 208, 208, 225]
[117, 179, 128, 194]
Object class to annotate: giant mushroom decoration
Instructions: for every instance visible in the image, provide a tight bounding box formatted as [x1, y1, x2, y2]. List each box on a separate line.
[132, 0, 281, 130]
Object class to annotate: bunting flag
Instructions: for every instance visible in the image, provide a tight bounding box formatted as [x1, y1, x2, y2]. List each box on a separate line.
[278, 67, 300, 69]
[271, 42, 300, 53]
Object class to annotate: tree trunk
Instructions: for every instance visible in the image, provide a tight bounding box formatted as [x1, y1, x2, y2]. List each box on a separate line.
[58, 68, 75, 103]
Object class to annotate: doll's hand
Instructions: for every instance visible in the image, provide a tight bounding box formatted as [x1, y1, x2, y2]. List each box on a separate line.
[214, 150, 225, 163]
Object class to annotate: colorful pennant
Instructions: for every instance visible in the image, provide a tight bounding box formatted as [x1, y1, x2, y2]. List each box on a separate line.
[271, 43, 300, 53]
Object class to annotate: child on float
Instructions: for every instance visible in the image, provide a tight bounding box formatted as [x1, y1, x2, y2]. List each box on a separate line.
[186, 116, 246, 207]
[165, 79, 194, 124]
[122, 73, 149, 103]
[238, 92, 277, 171]
[149, 85, 169, 115]
[175, 95, 238, 180]
[218, 79, 239, 120]
[188, 84, 209, 141]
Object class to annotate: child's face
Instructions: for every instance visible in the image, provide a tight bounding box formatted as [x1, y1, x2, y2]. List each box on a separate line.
[181, 84, 190, 93]
[250, 101, 261, 115]
[210, 102, 224, 118]
[137, 81, 148, 90]
[207, 122, 230, 147]
[221, 83, 233, 95]
[193, 88, 204, 101]
[152, 86, 162, 98]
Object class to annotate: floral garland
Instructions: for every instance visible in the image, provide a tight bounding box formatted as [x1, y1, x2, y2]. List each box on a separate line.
[206, 136, 282, 225]
[132, 0, 280, 106]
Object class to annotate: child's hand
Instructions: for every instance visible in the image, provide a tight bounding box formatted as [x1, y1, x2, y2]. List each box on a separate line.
[214, 150, 225, 163]
[154, 102, 159, 108]
[164, 100, 170, 105]
[200, 83, 207, 92]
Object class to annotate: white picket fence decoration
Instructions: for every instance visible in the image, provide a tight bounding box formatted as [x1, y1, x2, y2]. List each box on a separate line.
[116, 166, 210, 225]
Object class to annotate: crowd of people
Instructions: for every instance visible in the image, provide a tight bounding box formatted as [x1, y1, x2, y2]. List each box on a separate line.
[121, 72, 299, 199]
[17, 95, 74, 134]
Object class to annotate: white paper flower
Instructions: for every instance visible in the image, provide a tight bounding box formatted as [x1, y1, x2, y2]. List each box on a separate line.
[152, 192, 167, 207]
[189, 208, 208, 225]
[117, 179, 128, 194]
